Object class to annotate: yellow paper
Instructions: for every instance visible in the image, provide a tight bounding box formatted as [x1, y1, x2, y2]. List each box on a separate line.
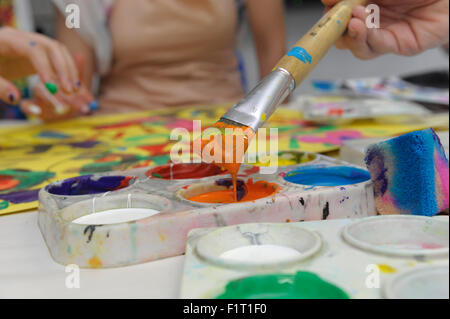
[0, 105, 428, 215]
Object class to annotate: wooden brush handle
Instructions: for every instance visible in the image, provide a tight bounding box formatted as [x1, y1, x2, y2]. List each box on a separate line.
[276, 0, 368, 86]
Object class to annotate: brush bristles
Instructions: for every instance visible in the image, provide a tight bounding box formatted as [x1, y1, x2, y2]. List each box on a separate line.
[216, 117, 247, 128]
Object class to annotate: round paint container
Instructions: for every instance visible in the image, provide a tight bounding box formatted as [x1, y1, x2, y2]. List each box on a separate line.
[177, 178, 280, 206]
[216, 271, 349, 299]
[40, 175, 138, 211]
[72, 208, 161, 225]
[146, 163, 225, 180]
[195, 223, 321, 271]
[60, 193, 171, 225]
[39, 193, 172, 268]
[342, 215, 449, 258]
[283, 165, 371, 187]
[45, 175, 137, 197]
[384, 266, 449, 299]
[247, 151, 318, 168]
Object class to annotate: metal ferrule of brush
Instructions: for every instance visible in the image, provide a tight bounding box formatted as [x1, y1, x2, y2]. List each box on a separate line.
[220, 68, 295, 132]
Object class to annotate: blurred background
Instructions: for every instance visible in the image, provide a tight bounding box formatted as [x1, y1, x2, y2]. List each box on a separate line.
[29, 0, 449, 98]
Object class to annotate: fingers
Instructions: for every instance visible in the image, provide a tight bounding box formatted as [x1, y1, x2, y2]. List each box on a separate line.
[32, 82, 70, 116]
[21, 98, 75, 122]
[21, 83, 77, 122]
[61, 45, 81, 90]
[332, 6, 383, 59]
[0, 76, 21, 104]
[29, 34, 80, 94]
[74, 52, 86, 83]
[59, 87, 93, 115]
[0, 28, 80, 95]
[72, 52, 99, 113]
[21, 39, 58, 86]
[344, 16, 381, 59]
[25, 81, 92, 122]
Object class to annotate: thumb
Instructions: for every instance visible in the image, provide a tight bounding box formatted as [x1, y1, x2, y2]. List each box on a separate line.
[0, 76, 21, 105]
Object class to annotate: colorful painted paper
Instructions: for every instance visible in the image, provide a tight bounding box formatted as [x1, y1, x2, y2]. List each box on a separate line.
[0, 105, 428, 215]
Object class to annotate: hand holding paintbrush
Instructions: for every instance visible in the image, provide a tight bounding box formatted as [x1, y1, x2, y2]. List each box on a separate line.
[199, 0, 368, 201]
[218, 0, 368, 134]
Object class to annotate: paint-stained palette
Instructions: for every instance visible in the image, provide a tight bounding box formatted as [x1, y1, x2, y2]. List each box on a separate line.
[180, 216, 449, 299]
[0, 104, 428, 215]
[38, 153, 377, 268]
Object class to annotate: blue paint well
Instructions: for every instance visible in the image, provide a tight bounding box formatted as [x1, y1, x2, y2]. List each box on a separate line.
[46, 175, 134, 196]
[287, 47, 312, 64]
[284, 166, 370, 187]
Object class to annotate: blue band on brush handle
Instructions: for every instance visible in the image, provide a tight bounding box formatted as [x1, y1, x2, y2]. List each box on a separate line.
[287, 47, 312, 64]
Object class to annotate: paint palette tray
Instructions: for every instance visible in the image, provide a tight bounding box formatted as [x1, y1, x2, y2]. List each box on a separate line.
[38, 151, 376, 268]
[180, 216, 449, 299]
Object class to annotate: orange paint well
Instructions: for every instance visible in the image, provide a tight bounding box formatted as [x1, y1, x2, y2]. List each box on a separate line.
[188, 179, 280, 204]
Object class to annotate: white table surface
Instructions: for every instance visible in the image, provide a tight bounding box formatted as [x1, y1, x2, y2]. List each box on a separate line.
[0, 121, 185, 299]
[0, 210, 184, 299]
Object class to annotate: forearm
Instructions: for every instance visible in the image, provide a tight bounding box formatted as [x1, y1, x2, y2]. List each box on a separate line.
[247, 0, 287, 78]
[54, 9, 96, 89]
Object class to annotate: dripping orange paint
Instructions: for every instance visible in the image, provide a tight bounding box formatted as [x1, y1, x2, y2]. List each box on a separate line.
[188, 179, 280, 204]
[200, 121, 255, 201]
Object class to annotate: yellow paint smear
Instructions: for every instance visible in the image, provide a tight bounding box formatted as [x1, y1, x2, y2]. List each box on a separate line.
[377, 264, 397, 274]
[89, 256, 103, 268]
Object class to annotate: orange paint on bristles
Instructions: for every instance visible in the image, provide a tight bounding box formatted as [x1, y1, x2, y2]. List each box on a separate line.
[199, 121, 255, 202]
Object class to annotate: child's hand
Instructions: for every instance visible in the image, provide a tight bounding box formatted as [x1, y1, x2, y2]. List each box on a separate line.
[322, 0, 449, 59]
[21, 82, 95, 122]
[0, 27, 80, 104]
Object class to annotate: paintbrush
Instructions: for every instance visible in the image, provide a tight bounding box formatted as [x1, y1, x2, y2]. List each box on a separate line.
[218, 0, 368, 132]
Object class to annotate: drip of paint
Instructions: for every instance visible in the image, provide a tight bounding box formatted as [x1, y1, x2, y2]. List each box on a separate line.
[188, 178, 279, 204]
[377, 264, 397, 274]
[200, 122, 255, 201]
[284, 166, 370, 187]
[72, 208, 160, 225]
[46, 175, 134, 196]
[147, 163, 225, 180]
[219, 245, 302, 265]
[216, 271, 349, 299]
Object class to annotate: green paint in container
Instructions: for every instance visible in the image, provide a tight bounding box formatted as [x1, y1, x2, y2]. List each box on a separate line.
[216, 271, 350, 299]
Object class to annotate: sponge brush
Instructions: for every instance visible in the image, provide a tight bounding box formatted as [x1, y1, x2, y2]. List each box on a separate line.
[365, 128, 449, 216]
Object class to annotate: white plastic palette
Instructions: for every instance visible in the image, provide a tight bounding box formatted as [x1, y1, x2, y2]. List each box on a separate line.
[38, 152, 376, 268]
[384, 265, 449, 299]
[180, 216, 449, 299]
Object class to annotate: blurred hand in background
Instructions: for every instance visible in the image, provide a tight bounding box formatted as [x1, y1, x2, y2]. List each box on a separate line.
[20, 52, 95, 122]
[0, 27, 96, 121]
[0, 26, 80, 103]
